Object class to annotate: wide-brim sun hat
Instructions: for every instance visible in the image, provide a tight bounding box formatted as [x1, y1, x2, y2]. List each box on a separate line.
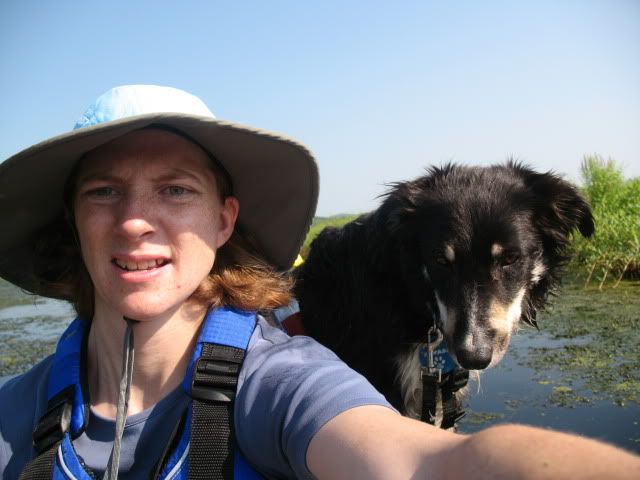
[0, 85, 319, 297]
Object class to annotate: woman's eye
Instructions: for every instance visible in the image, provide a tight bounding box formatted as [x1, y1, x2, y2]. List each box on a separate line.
[164, 185, 190, 196]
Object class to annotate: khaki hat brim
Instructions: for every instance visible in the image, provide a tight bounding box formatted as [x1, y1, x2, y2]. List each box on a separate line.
[0, 113, 318, 296]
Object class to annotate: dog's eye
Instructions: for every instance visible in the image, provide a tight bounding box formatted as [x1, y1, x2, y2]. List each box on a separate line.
[501, 253, 520, 266]
[436, 255, 449, 266]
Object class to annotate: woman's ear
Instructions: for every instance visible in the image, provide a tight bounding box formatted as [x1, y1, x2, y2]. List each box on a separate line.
[215, 196, 240, 248]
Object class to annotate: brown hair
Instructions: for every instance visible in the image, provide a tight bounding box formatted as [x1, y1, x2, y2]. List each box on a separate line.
[32, 129, 294, 319]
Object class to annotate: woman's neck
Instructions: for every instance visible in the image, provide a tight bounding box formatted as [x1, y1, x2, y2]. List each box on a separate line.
[86, 302, 206, 418]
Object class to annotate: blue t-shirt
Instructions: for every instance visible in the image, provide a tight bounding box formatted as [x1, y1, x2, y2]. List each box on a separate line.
[0, 317, 393, 479]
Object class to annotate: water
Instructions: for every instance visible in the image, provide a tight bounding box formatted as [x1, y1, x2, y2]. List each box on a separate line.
[0, 280, 74, 383]
[1, 279, 639, 453]
[458, 329, 640, 453]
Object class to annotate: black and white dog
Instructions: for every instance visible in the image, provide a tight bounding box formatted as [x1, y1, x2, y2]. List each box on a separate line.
[293, 162, 594, 419]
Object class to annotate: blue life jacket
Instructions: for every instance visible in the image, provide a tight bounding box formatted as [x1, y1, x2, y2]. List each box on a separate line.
[22, 307, 264, 480]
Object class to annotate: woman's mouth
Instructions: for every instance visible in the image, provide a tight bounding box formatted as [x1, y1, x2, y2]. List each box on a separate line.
[112, 258, 169, 271]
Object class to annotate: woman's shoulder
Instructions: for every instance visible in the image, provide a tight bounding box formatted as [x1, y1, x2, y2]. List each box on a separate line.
[236, 315, 392, 479]
[248, 314, 340, 357]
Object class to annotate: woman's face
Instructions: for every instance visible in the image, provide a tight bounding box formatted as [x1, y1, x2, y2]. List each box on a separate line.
[73, 129, 239, 321]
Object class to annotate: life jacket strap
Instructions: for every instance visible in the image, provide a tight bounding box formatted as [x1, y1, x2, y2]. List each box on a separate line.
[18, 440, 60, 480]
[188, 342, 246, 480]
[32, 386, 75, 454]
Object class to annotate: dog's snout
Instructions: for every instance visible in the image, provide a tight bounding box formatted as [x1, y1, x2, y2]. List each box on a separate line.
[456, 346, 492, 370]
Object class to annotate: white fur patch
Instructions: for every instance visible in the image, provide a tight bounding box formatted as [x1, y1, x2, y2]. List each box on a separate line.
[506, 288, 526, 330]
[488, 288, 526, 333]
[491, 243, 504, 256]
[395, 345, 424, 419]
[486, 288, 526, 367]
[531, 260, 546, 284]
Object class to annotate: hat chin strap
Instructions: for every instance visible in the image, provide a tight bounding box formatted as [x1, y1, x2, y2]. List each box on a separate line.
[102, 316, 138, 480]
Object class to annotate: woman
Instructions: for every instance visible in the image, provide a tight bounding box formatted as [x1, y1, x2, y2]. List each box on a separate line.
[1, 85, 639, 480]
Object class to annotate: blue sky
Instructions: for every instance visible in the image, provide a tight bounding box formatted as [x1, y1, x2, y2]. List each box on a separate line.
[1, 0, 638, 215]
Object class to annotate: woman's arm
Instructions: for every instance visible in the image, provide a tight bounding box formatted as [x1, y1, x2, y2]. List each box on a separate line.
[308, 405, 640, 479]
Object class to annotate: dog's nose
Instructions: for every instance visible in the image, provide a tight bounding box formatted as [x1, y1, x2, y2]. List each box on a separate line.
[455, 346, 492, 370]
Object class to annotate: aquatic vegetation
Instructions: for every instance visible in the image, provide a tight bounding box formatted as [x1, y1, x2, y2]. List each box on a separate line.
[526, 281, 640, 406]
[464, 411, 505, 425]
[0, 279, 73, 377]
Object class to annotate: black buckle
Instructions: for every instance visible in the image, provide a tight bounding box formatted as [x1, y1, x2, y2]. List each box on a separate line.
[191, 357, 239, 403]
[442, 368, 469, 392]
[452, 368, 470, 390]
[33, 386, 74, 453]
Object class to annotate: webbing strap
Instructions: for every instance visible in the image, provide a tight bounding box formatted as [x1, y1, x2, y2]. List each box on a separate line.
[188, 343, 245, 480]
[440, 385, 459, 429]
[421, 372, 438, 424]
[190, 402, 234, 479]
[441, 368, 469, 429]
[32, 387, 74, 454]
[18, 441, 59, 480]
[421, 368, 469, 428]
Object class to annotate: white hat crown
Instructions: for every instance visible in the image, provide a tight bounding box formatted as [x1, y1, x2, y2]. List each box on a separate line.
[73, 85, 216, 130]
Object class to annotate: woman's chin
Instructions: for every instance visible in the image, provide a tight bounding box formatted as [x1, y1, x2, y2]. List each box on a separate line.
[96, 293, 194, 322]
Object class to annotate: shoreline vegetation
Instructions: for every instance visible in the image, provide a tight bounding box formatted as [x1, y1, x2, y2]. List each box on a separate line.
[571, 156, 640, 288]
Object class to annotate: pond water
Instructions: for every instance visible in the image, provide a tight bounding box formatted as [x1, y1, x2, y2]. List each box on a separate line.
[458, 281, 640, 453]
[459, 329, 640, 452]
[1, 279, 639, 453]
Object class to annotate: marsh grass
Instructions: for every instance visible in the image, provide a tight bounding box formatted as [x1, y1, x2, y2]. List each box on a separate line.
[571, 156, 640, 289]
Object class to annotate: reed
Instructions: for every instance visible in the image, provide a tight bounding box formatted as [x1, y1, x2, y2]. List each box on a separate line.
[571, 156, 640, 289]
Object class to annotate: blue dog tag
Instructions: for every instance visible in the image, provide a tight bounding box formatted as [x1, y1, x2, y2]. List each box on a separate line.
[419, 344, 456, 374]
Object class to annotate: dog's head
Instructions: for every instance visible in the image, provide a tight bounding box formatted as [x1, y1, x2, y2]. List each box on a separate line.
[383, 162, 594, 370]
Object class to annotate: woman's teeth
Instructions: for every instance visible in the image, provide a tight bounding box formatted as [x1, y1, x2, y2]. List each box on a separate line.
[113, 259, 167, 271]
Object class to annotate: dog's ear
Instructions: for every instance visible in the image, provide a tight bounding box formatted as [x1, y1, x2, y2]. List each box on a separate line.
[380, 181, 419, 234]
[380, 166, 451, 235]
[513, 163, 595, 245]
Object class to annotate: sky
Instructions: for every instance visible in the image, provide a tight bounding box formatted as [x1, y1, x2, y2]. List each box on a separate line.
[1, 0, 638, 216]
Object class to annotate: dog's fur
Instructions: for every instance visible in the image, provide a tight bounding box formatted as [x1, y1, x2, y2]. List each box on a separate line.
[294, 162, 594, 416]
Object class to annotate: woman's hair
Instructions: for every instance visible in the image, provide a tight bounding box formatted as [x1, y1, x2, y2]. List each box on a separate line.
[32, 132, 294, 319]
[190, 229, 294, 312]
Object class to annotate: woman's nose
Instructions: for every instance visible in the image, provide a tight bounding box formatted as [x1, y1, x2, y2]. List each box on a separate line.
[115, 193, 156, 239]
